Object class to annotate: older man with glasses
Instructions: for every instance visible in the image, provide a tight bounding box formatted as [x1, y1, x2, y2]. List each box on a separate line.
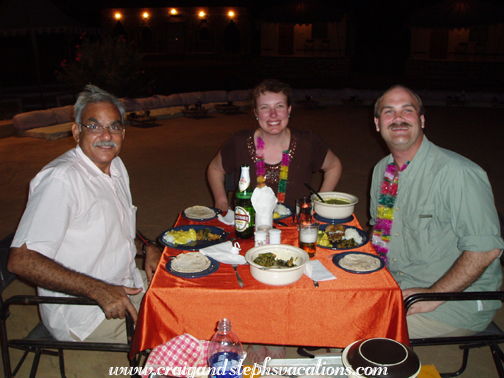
[8, 85, 161, 343]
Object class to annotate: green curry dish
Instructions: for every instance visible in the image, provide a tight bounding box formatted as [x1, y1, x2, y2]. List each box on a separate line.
[325, 197, 351, 205]
[253, 252, 297, 267]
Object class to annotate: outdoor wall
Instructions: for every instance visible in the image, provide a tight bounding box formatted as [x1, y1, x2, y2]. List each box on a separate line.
[101, 7, 251, 56]
[260, 20, 346, 57]
[410, 24, 504, 62]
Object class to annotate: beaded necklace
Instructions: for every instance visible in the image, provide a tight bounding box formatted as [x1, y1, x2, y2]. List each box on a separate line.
[256, 136, 290, 203]
[371, 161, 409, 263]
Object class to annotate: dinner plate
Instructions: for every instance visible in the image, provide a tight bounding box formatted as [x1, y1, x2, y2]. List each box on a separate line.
[182, 206, 221, 221]
[159, 225, 229, 250]
[314, 213, 354, 224]
[166, 256, 220, 278]
[317, 224, 369, 250]
[333, 252, 385, 274]
[273, 204, 294, 222]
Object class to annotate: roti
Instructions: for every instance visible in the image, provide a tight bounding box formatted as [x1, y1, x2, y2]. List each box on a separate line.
[171, 252, 211, 273]
[184, 206, 216, 219]
[339, 253, 381, 272]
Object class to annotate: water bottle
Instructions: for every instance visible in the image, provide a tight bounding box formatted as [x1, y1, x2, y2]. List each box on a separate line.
[208, 318, 245, 378]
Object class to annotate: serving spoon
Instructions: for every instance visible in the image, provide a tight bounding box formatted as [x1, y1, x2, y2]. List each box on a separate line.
[304, 183, 325, 203]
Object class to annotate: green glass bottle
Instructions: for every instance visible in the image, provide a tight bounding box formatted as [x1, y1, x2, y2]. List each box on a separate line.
[234, 165, 255, 239]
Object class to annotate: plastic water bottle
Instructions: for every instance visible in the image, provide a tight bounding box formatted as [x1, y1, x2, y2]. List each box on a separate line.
[208, 318, 245, 378]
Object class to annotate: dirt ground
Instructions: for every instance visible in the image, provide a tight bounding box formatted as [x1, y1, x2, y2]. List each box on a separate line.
[1, 103, 503, 377]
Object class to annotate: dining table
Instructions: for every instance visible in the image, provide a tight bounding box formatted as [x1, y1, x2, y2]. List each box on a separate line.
[129, 211, 409, 359]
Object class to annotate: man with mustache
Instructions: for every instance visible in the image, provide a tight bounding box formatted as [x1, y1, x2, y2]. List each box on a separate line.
[370, 85, 503, 338]
[8, 85, 161, 342]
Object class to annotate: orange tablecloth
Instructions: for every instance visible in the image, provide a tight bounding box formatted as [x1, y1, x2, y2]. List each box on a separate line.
[130, 214, 408, 358]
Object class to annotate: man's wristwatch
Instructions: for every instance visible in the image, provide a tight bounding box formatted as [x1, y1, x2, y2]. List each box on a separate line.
[141, 239, 156, 255]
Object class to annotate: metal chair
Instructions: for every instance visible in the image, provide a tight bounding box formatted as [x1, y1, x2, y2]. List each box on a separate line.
[405, 292, 504, 377]
[0, 233, 140, 378]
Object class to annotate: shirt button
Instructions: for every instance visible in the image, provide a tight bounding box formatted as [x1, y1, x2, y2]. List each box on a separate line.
[392, 258, 397, 262]
[399, 272, 404, 276]
[395, 207, 400, 211]
[394, 232, 399, 237]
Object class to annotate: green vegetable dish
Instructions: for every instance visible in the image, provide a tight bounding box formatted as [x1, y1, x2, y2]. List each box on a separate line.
[325, 197, 351, 205]
[253, 252, 297, 267]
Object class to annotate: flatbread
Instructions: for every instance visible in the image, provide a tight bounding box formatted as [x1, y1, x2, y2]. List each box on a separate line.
[171, 252, 211, 273]
[184, 206, 216, 219]
[339, 253, 381, 272]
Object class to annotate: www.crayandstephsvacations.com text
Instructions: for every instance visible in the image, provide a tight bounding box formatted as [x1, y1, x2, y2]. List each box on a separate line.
[108, 357, 388, 377]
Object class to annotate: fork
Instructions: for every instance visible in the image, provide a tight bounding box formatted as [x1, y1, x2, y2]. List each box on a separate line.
[231, 264, 244, 288]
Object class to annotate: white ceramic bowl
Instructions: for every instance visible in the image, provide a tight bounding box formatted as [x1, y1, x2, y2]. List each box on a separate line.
[245, 244, 309, 286]
[311, 191, 358, 219]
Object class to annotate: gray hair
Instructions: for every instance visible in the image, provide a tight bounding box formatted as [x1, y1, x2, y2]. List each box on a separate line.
[74, 85, 125, 129]
[374, 85, 425, 118]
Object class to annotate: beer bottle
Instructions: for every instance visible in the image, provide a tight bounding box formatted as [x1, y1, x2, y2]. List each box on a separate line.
[234, 165, 255, 239]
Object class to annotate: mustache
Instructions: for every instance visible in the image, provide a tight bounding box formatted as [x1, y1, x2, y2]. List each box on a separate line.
[93, 141, 117, 148]
[388, 122, 412, 129]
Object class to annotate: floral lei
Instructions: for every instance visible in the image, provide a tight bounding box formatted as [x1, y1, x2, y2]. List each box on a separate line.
[371, 161, 409, 263]
[256, 136, 290, 203]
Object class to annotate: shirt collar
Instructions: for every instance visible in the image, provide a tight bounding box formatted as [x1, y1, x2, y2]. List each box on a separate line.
[385, 135, 431, 168]
[75, 144, 122, 180]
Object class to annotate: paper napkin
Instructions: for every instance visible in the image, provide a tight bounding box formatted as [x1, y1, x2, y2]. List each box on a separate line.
[251, 186, 277, 228]
[304, 260, 337, 281]
[199, 241, 247, 265]
[218, 209, 235, 226]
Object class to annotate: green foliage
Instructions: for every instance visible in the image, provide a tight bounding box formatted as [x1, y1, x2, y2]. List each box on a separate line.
[56, 34, 153, 98]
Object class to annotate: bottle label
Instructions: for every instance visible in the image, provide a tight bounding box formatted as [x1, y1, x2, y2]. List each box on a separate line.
[235, 206, 251, 232]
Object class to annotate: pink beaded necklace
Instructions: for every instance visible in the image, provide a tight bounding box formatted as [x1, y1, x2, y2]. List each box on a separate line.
[255, 136, 290, 203]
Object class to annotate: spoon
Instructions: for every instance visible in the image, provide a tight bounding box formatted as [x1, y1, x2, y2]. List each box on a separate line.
[304, 183, 325, 203]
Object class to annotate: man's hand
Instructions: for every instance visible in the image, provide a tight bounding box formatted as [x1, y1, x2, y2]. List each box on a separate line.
[403, 287, 444, 316]
[144, 244, 162, 283]
[95, 284, 142, 323]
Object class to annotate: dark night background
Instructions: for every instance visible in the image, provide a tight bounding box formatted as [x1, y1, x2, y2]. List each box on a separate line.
[0, 0, 503, 103]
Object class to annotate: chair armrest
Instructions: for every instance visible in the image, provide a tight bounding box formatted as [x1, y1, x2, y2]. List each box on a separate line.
[2, 295, 135, 343]
[404, 291, 504, 312]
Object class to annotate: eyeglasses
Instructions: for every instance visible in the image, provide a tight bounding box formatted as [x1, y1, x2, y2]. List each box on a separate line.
[79, 123, 124, 134]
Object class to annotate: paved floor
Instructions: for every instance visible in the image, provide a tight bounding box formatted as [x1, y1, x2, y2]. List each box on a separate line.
[1, 104, 503, 376]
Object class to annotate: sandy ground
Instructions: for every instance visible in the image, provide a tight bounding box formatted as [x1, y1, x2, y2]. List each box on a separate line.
[1, 104, 504, 376]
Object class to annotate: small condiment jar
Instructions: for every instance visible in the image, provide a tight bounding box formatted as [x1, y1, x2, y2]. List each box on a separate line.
[257, 225, 272, 244]
[254, 231, 267, 247]
[269, 228, 282, 244]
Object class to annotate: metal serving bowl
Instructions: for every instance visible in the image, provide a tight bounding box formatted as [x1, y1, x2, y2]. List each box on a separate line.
[311, 191, 358, 219]
[244, 244, 309, 286]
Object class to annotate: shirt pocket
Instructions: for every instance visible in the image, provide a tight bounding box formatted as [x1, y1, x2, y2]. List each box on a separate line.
[124, 205, 137, 240]
[402, 205, 440, 260]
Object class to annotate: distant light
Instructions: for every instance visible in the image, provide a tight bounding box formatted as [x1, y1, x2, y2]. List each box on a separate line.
[142, 12, 149, 20]
[198, 11, 206, 18]
[228, 11, 235, 18]
[170, 8, 178, 16]
[114, 12, 122, 20]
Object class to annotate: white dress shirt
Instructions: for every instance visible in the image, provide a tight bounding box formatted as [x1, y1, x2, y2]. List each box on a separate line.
[12, 145, 144, 341]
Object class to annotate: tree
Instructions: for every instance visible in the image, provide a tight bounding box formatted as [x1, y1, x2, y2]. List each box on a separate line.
[56, 34, 153, 98]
